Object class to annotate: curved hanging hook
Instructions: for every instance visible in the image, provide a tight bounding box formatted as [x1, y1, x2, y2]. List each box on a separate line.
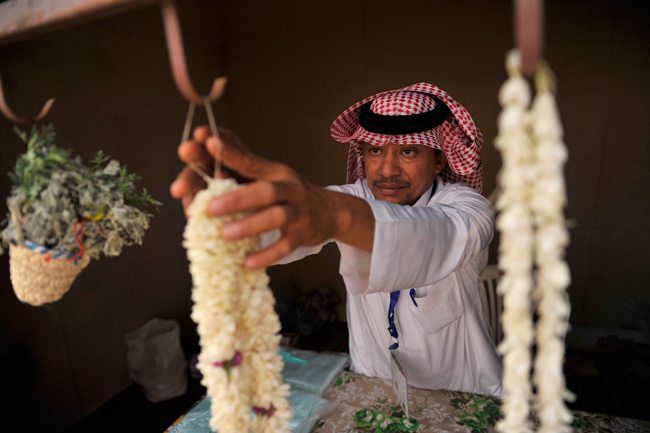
[161, 0, 227, 105]
[515, 0, 544, 77]
[0, 69, 55, 125]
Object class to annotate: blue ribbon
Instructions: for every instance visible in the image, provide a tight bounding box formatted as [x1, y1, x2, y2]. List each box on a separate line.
[387, 289, 421, 350]
[409, 288, 418, 307]
[21, 239, 84, 265]
[387, 291, 400, 349]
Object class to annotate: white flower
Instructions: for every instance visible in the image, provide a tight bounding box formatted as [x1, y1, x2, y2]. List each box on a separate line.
[184, 178, 291, 433]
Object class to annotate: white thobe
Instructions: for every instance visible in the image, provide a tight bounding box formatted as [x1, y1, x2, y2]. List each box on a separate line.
[267, 176, 503, 397]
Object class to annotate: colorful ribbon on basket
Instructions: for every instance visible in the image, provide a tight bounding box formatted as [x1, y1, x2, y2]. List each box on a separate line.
[20, 220, 86, 266]
[67, 221, 86, 264]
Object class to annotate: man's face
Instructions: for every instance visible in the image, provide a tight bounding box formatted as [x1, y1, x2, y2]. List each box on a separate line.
[363, 142, 446, 206]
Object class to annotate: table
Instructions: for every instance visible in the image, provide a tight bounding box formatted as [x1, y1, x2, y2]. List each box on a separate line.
[315, 371, 650, 433]
[166, 347, 650, 433]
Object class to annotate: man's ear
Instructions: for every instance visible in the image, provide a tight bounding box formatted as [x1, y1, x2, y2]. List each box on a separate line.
[435, 151, 448, 175]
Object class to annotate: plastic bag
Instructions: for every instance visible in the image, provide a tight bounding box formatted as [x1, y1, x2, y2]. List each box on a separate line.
[288, 388, 338, 433]
[167, 389, 337, 433]
[279, 346, 350, 396]
[166, 347, 349, 433]
[126, 318, 188, 403]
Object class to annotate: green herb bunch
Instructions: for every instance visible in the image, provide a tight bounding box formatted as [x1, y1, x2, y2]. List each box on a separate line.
[1, 124, 161, 259]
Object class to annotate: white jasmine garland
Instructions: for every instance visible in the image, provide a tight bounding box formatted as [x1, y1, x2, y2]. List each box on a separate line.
[183, 178, 292, 433]
[530, 69, 575, 433]
[495, 50, 536, 433]
[495, 51, 574, 433]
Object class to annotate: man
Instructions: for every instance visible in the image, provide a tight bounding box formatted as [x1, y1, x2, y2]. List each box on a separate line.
[171, 83, 503, 397]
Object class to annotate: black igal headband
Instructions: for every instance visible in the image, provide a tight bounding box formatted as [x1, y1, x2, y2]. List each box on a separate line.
[358, 95, 451, 135]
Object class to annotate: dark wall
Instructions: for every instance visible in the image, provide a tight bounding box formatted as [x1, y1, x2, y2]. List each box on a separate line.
[0, 1, 648, 431]
[0, 2, 222, 430]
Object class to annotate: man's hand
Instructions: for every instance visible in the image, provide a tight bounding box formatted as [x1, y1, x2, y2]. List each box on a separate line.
[170, 126, 248, 215]
[171, 126, 374, 268]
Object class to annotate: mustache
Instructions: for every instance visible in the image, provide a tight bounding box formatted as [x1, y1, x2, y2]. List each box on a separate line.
[373, 177, 410, 187]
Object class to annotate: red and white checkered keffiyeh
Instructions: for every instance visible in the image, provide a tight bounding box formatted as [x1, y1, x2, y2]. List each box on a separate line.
[330, 82, 484, 193]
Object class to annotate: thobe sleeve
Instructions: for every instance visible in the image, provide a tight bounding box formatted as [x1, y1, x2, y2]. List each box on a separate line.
[260, 230, 330, 265]
[339, 185, 495, 295]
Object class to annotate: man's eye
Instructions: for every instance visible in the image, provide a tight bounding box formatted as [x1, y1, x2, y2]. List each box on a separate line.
[369, 148, 381, 154]
[402, 149, 415, 156]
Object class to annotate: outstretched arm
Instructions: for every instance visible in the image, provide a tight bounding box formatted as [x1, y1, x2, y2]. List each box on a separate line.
[170, 126, 375, 268]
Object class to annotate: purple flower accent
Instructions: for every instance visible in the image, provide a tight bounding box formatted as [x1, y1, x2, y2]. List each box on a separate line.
[213, 351, 243, 370]
[253, 404, 275, 417]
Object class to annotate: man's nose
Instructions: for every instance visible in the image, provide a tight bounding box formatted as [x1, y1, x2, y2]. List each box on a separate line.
[379, 152, 401, 178]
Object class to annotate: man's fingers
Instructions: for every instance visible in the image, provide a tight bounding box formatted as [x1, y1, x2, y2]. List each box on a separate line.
[182, 194, 195, 216]
[243, 236, 296, 269]
[207, 180, 293, 216]
[178, 139, 216, 185]
[221, 205, 292, 241]
[192, 125, 212, 143]
[208, 135, 291, 181]
[171, 166, 207, 199]
[178, 138, 214, 165]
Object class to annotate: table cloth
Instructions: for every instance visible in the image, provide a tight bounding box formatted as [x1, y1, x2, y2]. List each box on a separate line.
[166, 351, 650, 433]
[314, 371, 649, 433]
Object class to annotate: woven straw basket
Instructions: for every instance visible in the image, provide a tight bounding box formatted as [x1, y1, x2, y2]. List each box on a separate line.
[9, 243, 90, 306]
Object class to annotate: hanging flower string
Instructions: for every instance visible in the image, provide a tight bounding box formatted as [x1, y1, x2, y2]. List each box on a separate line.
[495, 51, 574, 433]
[185, 179, 251, 433]
[530, 63, 575, 433]
[494, 50, 536, 433]
[184, 178, 292, 433]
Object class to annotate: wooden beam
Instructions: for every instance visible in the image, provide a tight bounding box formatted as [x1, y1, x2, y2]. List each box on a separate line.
[0, 0, 161, 44]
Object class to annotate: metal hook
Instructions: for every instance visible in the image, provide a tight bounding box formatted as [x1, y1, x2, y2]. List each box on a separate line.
[515, 0, 544, 77]
[0, 69, 55, 125]
[161, 0, 227, 105]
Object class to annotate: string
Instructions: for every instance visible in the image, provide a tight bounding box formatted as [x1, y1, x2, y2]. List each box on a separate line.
[181, 101, 212, 183]
[203, 96, 223, 179]
[182, 101, 196, 143]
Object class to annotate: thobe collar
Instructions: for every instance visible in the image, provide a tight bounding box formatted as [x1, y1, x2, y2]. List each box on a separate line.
[412, 175, 439, 208]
